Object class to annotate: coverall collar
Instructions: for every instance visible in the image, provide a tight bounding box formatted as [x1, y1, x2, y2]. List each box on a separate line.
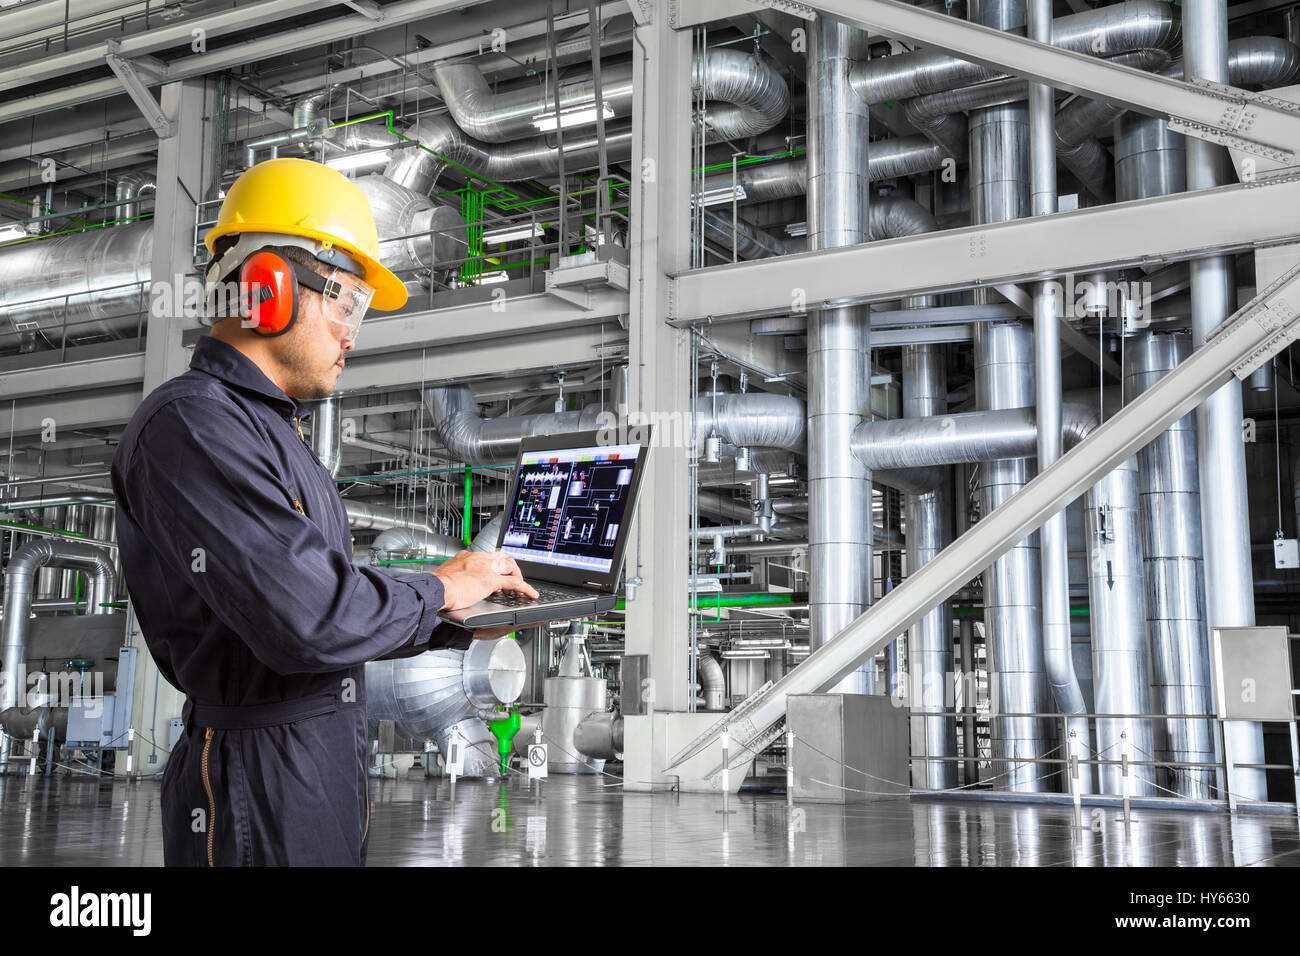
[190, 335, 313, 421]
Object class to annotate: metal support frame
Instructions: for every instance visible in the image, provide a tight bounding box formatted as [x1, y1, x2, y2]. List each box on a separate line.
[669, 176, 1300, 322]
[104, 40, 175, 139]
[622, 0, 696, 789]
[758, 0, 1300, 164]
[143, 79, 210, 394]
[0, 0, 343, 94]
[0, 0, 486, 125]
[665, 261, 1300, 788]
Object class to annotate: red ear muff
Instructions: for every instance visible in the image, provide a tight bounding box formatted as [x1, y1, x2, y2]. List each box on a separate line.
[239, 249, 299, 336]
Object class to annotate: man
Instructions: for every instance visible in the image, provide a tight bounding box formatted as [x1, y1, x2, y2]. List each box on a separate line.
[112, 158, 537, 866]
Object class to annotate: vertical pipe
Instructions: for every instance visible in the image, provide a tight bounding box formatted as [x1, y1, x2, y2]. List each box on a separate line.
[1183, 0, 1268, 802]
[462, 467, 473, 548]
[1084, 458, 1156, 796]
[954, 463, 979, 785]
[805, 17, 874, 693]
[903, 344, 956, 788]
[1125, 332, 1217, 798]
[1029, 0, 1094, 792]
[307, 396, 342, 478]
[589, 0, 610, 246]
[547, 0, 568, 257]
[969, 0, 1050, 791]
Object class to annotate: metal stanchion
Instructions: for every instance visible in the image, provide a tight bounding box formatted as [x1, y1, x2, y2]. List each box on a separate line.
[786, 728, 795, 807]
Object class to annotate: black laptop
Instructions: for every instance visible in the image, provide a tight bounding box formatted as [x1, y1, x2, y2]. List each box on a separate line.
[439, 428, 652, 629]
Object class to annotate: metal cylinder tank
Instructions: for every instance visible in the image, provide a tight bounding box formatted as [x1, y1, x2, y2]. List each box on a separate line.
[365, 637, 526, 777]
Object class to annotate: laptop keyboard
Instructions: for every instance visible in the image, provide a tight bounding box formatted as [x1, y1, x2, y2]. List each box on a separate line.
[485, 586, 583, 607]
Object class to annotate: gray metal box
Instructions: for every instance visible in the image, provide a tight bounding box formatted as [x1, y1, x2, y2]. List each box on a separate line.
[789, 693, 910, 804]
[620, 654, 650, 715]
[1211, 625, 1295, 722]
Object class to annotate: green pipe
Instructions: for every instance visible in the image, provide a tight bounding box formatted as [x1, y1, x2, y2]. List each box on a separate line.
[0, 519, 89, 538]
[952, 605, 1091, 618]
[612, 592, 799, 612]
[462, 467, 473, 547]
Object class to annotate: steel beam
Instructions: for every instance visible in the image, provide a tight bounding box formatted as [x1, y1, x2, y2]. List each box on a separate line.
[103, 41, 175, 139]
[669, 176, 1300, 322]
[143, 79, 210, 397]
[337, 325, 622, 392]
[665, 259, 1300, 788]
[0, 0, 488, 124]
[0, 0, 344, 94]
[351, 285, 628, 355]
[779, 0, 1300, 163]
[0, 352, 145, 403]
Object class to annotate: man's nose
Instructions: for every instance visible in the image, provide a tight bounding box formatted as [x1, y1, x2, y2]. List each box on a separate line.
[341, 336, 356, 352]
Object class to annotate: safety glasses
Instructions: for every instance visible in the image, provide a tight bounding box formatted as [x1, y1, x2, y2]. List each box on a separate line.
[291, 263, 375, 341]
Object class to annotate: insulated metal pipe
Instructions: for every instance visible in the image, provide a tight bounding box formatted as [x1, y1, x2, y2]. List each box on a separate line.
[1125, 333, 1217, 798]
[0, 540, 116, 711]
[805, 16, 874, 693]
[902, 345, 956, 788]
[1183, 0, 1267, 802]
[306, 397, 343, 478]
[1029, 0, 1093, 793]
[1114, 107, 1215, 797]
[969, 0, 1050, 792]
[1084, 457, 1157, 796]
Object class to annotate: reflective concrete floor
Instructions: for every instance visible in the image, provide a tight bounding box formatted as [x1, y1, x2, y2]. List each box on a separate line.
[0, 771, 1297, 866]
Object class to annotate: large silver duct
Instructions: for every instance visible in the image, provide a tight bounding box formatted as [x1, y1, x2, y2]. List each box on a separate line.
[350, 174, 467, 277]
[384, 115, 636, 193]
[699, 137, 954, 205]
[342, 499, 437, 535]
[540, 623, 608, 773]
[1084, 458, 1157, 796]
[0, 173, 464, 351]
[848, 1, 1181, 105]
[0, 220, 152, 351]
[1057, 37, 1300, 154]
[424, 385, 805, 465]
[367, 527, 464, 560]
[1127, 350, 1216, 792]
[806, 18, 874, 693]
[432, 48, 787, 145]
[114, 171, 155, 223]
[1116, 98, 1216, 799]
[969, 0, 1050, 792]
[1057, 36, 1299, 199]
[694, 48, 792, 141]
[701, 208, 790, 260]
[1184, 0, 1266, 802]
[0, 540, 116, 711]
[365, 637, 526, 778]
[696, 648, 726, 711]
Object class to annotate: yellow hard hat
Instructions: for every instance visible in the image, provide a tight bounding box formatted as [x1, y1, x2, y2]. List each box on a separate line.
[204, 158, 408, 311]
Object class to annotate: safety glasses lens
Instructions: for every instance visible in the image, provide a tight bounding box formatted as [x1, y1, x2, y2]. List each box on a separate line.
[325, 271, 374, 340]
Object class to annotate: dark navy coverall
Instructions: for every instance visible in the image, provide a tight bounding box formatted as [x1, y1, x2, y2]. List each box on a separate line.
[112, 335, 471, 866]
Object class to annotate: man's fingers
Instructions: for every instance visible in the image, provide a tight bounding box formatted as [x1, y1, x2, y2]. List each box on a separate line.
[502, 574, 539, 599]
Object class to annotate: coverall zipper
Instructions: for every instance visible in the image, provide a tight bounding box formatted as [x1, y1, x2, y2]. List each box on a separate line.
[201, 727, 216, 867]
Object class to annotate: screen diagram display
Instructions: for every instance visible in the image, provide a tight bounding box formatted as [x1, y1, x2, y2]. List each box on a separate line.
[499, 442, 641, 575]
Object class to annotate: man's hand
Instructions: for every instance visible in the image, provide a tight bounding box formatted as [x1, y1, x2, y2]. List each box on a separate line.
[431, 550, 539, 611]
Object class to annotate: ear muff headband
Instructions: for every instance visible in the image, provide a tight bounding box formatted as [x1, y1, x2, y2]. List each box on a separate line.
[239, 249, 300, 336]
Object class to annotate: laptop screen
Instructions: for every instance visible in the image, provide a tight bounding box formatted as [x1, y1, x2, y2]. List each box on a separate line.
[498, 440, 643, 578]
